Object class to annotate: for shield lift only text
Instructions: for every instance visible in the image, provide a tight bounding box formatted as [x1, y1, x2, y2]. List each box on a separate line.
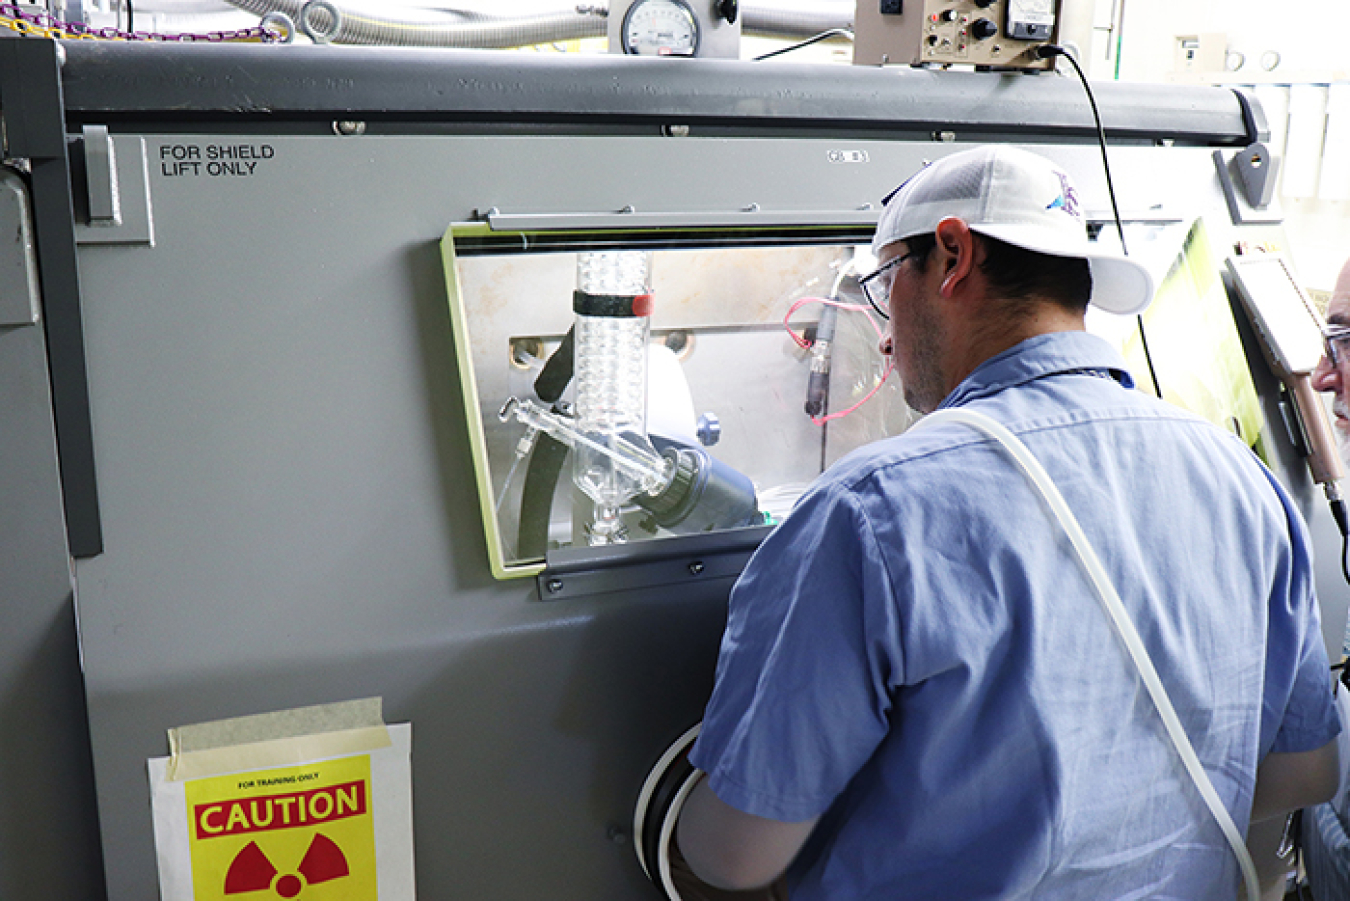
[160, 144, 275, 178]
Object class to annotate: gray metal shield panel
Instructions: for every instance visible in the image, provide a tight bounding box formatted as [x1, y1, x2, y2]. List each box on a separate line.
[74, 133, 752, 900]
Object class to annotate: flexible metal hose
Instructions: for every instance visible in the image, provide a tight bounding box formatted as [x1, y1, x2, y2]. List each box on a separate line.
[742, 0, 853, 39]
[223, 0, 606, 47]
[125, 11, 262, 32]
[222, 1, 853, 47]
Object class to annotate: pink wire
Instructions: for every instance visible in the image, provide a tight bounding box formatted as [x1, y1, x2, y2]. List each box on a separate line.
[783, 296, 896, 426]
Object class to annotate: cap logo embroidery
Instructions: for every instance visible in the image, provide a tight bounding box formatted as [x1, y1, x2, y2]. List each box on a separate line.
[1047, 171, 1081, 219]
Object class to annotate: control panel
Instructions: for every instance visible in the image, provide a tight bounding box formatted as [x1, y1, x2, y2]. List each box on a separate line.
[853, 0, 1061, 70]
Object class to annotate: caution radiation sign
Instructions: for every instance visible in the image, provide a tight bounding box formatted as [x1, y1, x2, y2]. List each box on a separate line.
[185, 755, 377, 900]
[149, 715, 414, 901]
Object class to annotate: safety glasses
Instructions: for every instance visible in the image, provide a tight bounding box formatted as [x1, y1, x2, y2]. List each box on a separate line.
[1324, 324, 1350, 367]
[857, 247, 923, 320]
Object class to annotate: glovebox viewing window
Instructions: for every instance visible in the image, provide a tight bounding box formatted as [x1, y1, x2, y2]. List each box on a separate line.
[441, 228, 910, 578]
[441, 216, 1267, 580]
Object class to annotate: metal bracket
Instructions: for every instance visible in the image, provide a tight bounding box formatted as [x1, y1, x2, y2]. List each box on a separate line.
[479, 205, 1185, 235]
[81, 124, 121, 227]
[72, 133, 154, 246]
[481, 206, 878, 232]
[1214, 145, 1283, 226]
[537, 526, 770, 601]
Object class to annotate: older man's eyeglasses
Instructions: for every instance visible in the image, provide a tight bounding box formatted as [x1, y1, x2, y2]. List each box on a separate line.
[1324, 325, 1350, 367]
[858, 247, 923, 320]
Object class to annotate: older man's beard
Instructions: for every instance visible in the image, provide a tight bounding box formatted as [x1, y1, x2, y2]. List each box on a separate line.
[1335, 399, 1350, 463]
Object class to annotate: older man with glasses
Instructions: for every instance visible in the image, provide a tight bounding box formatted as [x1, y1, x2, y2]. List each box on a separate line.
[674, 145, 1340, 901]
[1314, 262, 1350, 442]
[1303, 258, 1350, 900]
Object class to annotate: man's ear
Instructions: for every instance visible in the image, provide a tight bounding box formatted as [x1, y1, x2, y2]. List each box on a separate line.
[933, 217, 976, 298]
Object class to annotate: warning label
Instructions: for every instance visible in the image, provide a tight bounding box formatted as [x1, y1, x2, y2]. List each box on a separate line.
[184, 756, 377, 900]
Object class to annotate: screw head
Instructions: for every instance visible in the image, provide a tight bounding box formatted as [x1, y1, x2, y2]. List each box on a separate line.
[688, 561, 705, 576]
[696, 413, 722, 447]
[546, 578, 564, 593]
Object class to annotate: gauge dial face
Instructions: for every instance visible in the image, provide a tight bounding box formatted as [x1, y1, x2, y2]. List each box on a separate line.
[622, 0, 700, 57]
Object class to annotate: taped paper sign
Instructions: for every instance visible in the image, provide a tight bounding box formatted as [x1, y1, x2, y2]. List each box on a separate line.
[149, 699, 414, 901]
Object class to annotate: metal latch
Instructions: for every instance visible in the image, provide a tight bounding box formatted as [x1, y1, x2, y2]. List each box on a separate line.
[71, 128, 154, 246]
[82, 124, 121, 227]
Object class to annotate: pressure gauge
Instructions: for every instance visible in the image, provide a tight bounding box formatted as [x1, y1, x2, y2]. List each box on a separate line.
[622, 0, 701, 57]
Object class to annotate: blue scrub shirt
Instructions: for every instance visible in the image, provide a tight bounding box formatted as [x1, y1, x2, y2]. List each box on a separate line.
[690, 331, 1341, 901]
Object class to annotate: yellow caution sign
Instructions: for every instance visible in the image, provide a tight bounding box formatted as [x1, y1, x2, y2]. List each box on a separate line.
[184, 755, 378, 900]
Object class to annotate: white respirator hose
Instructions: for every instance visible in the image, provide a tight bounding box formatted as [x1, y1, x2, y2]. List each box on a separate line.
[911, 408, 1259, 901]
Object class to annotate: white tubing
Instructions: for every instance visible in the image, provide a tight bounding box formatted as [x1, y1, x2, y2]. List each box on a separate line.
[911, 408, 1260, 901]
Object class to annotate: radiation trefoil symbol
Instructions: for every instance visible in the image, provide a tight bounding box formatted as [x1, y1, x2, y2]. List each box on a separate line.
[224, 832, 349, 898]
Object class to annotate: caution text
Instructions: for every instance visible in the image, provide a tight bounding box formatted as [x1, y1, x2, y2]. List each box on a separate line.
[194, 780, 366, 839]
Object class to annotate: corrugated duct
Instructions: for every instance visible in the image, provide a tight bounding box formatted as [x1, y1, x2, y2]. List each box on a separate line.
[743, 0, 853, 39]
[223, 0, 606, 47]
[219, 1, 854, 47]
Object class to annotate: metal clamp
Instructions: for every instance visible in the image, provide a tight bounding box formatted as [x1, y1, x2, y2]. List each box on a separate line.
[1214, 144, 1283, 225]
[299, 0, 342, 44]
[260, 11, 296, 44]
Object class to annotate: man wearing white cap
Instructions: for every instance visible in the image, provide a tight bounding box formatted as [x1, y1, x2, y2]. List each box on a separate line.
[676, 146, 1340, 900]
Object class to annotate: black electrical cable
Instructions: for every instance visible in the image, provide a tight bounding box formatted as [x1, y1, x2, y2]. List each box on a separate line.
[1038, 45, 1165, 400]
[1039, 50, 1350, 658]
[1325, 491, 1350, 592]
[1339, 503, 1350, 584]
[754, 28, 853, 61]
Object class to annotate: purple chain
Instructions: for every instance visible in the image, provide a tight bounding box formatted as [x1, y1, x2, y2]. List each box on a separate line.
[0, 3, 280, 42]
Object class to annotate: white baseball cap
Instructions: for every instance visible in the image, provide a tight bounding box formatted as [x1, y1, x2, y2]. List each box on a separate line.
[871, 146, 1154, 315]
